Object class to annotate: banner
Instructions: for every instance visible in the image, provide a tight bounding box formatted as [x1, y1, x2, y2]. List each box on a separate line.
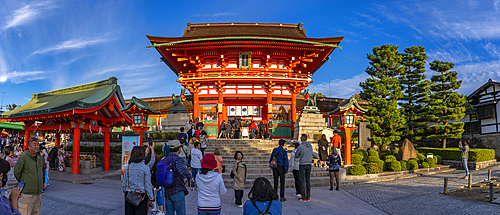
[121, 135, 140, 177]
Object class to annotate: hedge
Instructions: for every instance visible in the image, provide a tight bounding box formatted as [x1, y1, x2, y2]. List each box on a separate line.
[416, 147, 495, 162]
[421, 162, 429, 168]
[409, 160, 418, 170]
[380, 149, 391, 160]
[348, 164, 366, 175]
[367, 156, 380, 163]
[392, 148, 399, 156]
[399, 160, 408, 171]
[352, 149, 368, 161]
[436, 155, 442, 164]
[351, 154, 364, 165]
[385, 155, 397, 162]
[368, 150, 379, 157]
[387, 161, 402, 171]
[417, 153, 426, 163]
[364, 163, 382, 174]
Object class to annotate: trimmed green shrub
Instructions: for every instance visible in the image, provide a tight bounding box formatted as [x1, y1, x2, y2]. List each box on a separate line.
[409, 160, 418, 170]
[421, 162, 429, 168]
[416, 147, 495, 162]
[417, 153, 426, 163]
[436, 155, 442, 164]
[348, 165, 367, 175]
[380, 149, 391, 160]
[387, 161, 402, 171]
[351, 154, 364, 165]
[368, 150, 379, 157]
[399, 160, 408, 171]
[392, 148, 400, 155]
[377, 160, 385, 171]
[365, 163, 383, 174]
[424, 158, 434, 164]
[353, 149, 368, 161]
[385, 155, 397, 162]
[367, 156, 381, 163]
[433, 156, 438, 164]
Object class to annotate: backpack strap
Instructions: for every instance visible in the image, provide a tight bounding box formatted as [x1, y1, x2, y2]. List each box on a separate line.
[263, 200, 273, 214]
[250, 200, 263, 214]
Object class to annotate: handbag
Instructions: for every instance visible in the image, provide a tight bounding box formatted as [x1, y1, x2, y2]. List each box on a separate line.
[215, 155, 225, 173]
[125, 166, 145, 206]
[250, 199, 272, 215]
[230, 162, 239, 179]
[269, 148, 282, 169]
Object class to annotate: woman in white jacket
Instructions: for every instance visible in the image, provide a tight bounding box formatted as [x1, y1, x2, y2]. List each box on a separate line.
[289, 142, 301, 197]
[196, 153, 227, 215]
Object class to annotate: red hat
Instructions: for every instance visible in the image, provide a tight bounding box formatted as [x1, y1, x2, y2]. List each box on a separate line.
[201, 154, 217, 170]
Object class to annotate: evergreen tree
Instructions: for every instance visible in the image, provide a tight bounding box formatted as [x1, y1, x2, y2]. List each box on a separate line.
[360, 45, 406, 147]
[427, 60, 466, 149]
[399, 46, 429, 141]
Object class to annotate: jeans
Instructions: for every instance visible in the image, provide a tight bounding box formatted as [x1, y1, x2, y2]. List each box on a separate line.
[157, 187, 164, 206]
[292, 169, 301, 195]
[299, 164, 311, 199]
[198, 210, 221, 215]
[273, 165, 285, 198]
[251, 128, 256, 139]
[181, 157, 187, 169]
[462, 158, 469, 176]
[125, 193, 148, 215]
[164, 192, 186, 215]
[234, 190, 244, 205]
[191, 168, 200, 187]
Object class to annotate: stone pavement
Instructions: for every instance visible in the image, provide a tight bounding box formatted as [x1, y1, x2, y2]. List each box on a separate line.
[342, 165, 500, 214]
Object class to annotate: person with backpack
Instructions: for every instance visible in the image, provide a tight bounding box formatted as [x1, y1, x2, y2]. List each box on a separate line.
[146, 146, 163, 212]
[178, 140, 189, 169]
[196, 154, 227, 214]
[326, 147, 342, 191]
[243, 177, 282, 215]
[232, 151, 247, 208]
[122, 146, 155, 215]
[213, 148, 224, 174]
[159, 140, 192, 215]
[267, 117, 273, 140]
[269, 139, 288, 202]
[163, 138, 173, 157]
[199, 130, 207, 156]
[295, 134, 313, 202]
[190, 142, 203, 190]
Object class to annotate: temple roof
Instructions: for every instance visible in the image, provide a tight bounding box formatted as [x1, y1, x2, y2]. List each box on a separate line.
[182, 22, 307, 38]
[0, 77, 126, 119]
[121, 97, 160, 114]
[327, 96, 367, 115]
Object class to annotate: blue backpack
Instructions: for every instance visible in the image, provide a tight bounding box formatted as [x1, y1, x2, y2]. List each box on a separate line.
[157, 156, 175, 187]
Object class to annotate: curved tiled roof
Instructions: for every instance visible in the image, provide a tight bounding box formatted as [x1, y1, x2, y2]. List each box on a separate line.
[183, 22, 307, 38]
[120, 97, 160, 114]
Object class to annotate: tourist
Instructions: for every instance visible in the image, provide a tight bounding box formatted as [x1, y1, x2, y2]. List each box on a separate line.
[331, 130, 342, 161]
[200, 130, 207, 156]
[4, 146, 18, 184]
[186, 120, 193, 136]
[213, 148, 224, 174]
[234, 119, 241, 139]
[327, 147, 342, 191]
[459, 140, 470, 178]
[145, 145, 163, 212]
[250, 121, 257, 139]
[259, 121, 266, 140]
[219, 120, 226, 138]
[318, 134, 329, 168]
[0, 158, 21, 215]
[190, 142, 203, 190]
[164, 140, 192, 215]
[178, 139, 189, 169]
[289, 142, 301, 197]
[232, 151, 247, 208]
[269, 139, 288, 202]
[267, 117, 273, 140]
[196, 154, 227, 214]
[196, 118, 204, 131]
[163, 138, 173, 157]
[40, 144, 49, 190]
[225, 121, 232, 140]
[188, 125, 196, 141]
[295, 134, 312, 202]
[48, 146, 58, 170]
[243, 177, 282, 215]
[122, 146, 154, 215]
[178, 127, 188, 144]
[14, 137, 44, 214]
[58, 146, 69, 172]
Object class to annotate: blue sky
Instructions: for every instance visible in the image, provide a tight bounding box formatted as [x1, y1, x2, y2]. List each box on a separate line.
[1, 0, 500, 108]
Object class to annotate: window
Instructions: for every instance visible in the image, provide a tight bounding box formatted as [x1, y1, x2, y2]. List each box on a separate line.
[133, 115, 142, 124]
[477, 105, 496, 120]
[272, 105, 291, 123]
[200, 104, 218, 122]
[143, 115, 148, 125]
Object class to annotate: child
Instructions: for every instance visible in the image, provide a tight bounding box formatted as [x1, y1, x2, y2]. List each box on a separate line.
[326, 147, 342, 191]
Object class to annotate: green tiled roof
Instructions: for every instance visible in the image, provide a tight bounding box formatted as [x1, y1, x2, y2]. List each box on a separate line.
[327, 96, 367, 115]
[0, 122, 24, 130]
[120, 97, 160, 114]
[0, 77, 126, 119]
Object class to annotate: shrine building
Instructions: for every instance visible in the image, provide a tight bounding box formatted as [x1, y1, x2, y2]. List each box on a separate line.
[146, 22, 343, 138]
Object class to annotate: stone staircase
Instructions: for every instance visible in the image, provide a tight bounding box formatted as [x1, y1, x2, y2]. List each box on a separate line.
[204, 139, 330, 189]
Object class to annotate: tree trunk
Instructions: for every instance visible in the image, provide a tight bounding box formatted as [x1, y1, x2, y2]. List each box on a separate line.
[442, 138, 447, 149]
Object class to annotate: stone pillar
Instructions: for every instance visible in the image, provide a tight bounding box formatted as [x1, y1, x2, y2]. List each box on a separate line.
[72, 127, 81, 174]
[54, 133, 60, 147]
[24, 128, 29, 150]
[103, 129, 110, 171]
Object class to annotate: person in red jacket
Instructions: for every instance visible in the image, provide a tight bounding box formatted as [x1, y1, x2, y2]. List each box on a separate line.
[250, 121, 258, 139]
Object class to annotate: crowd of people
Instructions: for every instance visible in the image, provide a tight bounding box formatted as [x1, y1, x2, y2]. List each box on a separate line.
[218, 118, 273, 140]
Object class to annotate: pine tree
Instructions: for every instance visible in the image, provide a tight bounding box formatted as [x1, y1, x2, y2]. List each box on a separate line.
[427, 60, 466, 149]
[360, 45, 406, 147]
[399, 46, 429, 142]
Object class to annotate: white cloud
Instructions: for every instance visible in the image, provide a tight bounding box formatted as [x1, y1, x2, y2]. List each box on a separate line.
[482, 42, 500, 59]
[89, 63, 158, 78]
[454, 60, 500, 95]
[192, 12, 235, 18]
[31, 35, 111, 56]
[0, 71, 46, 84]
[3, 1, 55, 30]
[308, 73, 370, 99]
[427, 42, 480, 64]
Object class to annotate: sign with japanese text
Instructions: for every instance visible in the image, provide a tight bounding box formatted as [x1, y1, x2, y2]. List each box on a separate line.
[121, 135, 140, 176]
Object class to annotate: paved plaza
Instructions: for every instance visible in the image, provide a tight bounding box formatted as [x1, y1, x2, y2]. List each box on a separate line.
[37, 165, 500, 215]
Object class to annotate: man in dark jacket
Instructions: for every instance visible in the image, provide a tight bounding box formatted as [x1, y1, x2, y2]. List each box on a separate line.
[219, 121, 226, 138]
[267, 118, 273, 140]
[269, 139, 289, 202]
[14, 137, 43, 214]
[234, 120, 241, 139]
[259, 121, 266, 140]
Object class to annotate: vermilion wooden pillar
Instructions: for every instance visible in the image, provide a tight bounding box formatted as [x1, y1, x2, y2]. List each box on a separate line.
[54, 133, 60, 147]
[103, 129, 110, 171]
[72, 127, 81, 174]
[193, 92, 199, 122]
[291, 94, 297, 132]
[24, 129, 29, 150]
[343, 128, 352, 165]
[218, 91, 223, 131]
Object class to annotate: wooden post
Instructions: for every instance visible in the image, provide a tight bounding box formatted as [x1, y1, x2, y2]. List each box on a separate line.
[72, 127, 81, 174]
[443, 178, 448, 194]
[490, 182, 494, 202]
[468, 174, 472, 188]
[488, 169, 492, 180]
[54, 133, 60, 147]
[103, 128, 110, 171]
[24, 128, 30, 150]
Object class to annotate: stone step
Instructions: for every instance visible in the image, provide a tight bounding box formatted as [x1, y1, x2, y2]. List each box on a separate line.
[222, 176, 332, 189]
[224, 167, 327, 174]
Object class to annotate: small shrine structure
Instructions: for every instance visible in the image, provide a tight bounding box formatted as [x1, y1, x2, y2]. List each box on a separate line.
[327, 96, 367, 165]
[120, 96, 160, 146]
[147, 22, 343, 138]
[0, 77, 154, 174]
